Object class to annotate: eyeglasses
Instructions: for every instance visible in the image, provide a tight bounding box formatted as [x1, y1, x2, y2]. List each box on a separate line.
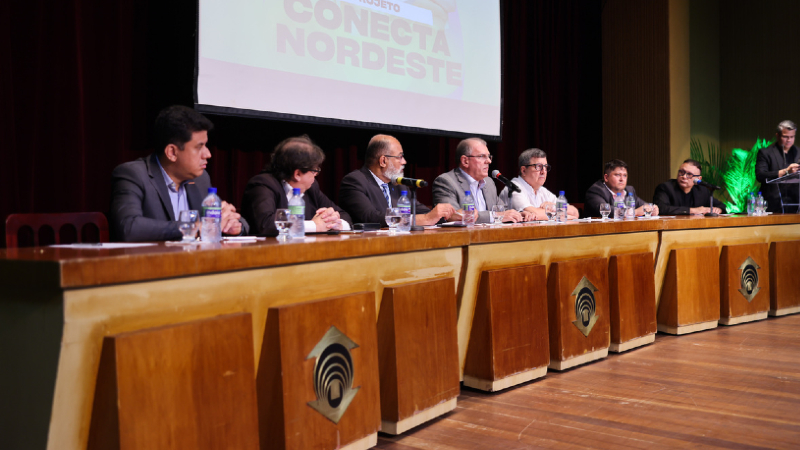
[384, 153, 405, 160]
[524, 163, 552, 172]
[467, 154, 493, 162]
[303, 167, 322, 174]
[677, 169, 700, 179]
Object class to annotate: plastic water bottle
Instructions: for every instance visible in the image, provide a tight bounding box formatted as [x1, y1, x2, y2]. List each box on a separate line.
[288, 188, 305, 238]
[747, 193, 756, 216]
[755, 191, 765, 216]
[613, 192, 625, 220]
[556, 191, 568, 223]
[462, 190, 476, 226]
[624, 191, 636, 220]
[397, 190, 412, 232]
[200, 187, 222, 243]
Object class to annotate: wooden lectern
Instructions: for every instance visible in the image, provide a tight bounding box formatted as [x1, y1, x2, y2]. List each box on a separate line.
[608, 252, 657, 352]
[256, 293, 380, 450]
[377, 278, 460, 434]
[658, 246, 720, 334]
[547, 257, 610, 370]
[769, 240, 800, 316]
[463, 265, 549, 391]
[719, 243, 770, 325]
[87, 313, 260, 450]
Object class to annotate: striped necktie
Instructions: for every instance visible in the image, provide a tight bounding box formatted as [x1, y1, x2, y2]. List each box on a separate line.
[381, 183, 392, 208]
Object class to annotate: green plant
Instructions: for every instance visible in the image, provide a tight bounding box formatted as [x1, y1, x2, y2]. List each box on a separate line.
[689, 138, 773, 214]
[722, 138, 770, 213]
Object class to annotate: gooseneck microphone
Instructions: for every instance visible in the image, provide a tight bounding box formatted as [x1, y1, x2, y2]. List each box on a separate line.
[694, 178, 721, 191]
[393, 176, 428, 188]
[491, 170, 520, 193]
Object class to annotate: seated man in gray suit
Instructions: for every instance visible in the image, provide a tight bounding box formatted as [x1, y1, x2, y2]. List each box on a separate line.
[432, 137, 525, 223]
[110, 105, 248, 241]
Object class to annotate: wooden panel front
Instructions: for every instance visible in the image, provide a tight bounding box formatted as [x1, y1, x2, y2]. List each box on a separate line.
[547, 257, 610, 363]
[87, 313, 259, 450]
[720, 244, 770, 319]
[769, 241, 800, 312]
[608, 252, 657, 344]
[658, 246, 720, 327]
[378, 278, 459, 422]
[464, 265, 549, 381]
[256, 292, 380, 450]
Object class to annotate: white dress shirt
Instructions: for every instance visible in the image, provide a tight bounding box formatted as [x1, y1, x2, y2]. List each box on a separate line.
[459, 169, 487, 211]
[507, 176, 556, 210]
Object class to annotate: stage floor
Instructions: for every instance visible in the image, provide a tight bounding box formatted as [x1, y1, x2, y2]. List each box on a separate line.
[376, 314, 800, 449]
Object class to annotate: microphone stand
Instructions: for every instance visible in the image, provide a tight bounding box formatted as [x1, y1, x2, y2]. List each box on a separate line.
[704, 185, 719, 217]
[408, 185, 424, 231]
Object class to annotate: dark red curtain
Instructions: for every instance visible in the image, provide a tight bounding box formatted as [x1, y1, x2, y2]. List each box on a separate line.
[0, 0, 602, 247]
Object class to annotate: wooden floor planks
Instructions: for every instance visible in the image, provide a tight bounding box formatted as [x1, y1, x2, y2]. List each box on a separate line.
[375, 315, 800, 449]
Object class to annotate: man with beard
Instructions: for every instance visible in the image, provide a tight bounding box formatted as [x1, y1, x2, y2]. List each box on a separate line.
[339, 134, 456, 226]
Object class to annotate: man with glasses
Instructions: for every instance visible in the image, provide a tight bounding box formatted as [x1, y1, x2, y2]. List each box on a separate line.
[241, 135, 351, 235]
[339, 134, 456, 226]
[755, 120, 799, 213]
[585, 159, 657, 218]
[503, 148, 579, 220]
[653, 159, 725, 215]
[432, 138, 525, 223]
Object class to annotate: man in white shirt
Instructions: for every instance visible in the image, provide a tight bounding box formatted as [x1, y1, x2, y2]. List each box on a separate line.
[504, 148, 579, 220]
[432, 138, 527, 223]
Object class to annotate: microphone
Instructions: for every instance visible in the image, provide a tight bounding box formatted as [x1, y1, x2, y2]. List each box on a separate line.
[694, 179, 721, 191]
[491, 170, 520, 193]
[393, 176, 428, 188]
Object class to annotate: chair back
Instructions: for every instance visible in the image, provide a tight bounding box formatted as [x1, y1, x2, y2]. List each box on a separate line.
[5, 212, 109, 248]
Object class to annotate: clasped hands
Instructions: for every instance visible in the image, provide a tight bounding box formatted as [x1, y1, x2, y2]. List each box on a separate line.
[312, 207, 342, 231]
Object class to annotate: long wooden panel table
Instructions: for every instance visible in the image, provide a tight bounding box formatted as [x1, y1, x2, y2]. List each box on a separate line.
[3, 215, 800, 449]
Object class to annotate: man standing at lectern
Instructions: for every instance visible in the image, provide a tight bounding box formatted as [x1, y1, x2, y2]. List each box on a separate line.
[110, 105, 248, 241]
[338, 134, 456, 226]
[755, 120, 800, 213]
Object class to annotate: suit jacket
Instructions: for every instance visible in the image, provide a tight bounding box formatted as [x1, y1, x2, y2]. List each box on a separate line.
[241, 171, 352, 236]
[755, 143, 799, 213]
[339, 166, 430, 226]
[652, 179, 726, 215]
[432, 168, 500, 224]
[109, 153, 249, 241]
[584, 179, 646, 218]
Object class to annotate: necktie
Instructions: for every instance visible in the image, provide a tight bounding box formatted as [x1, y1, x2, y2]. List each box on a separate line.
[381, 183, 392, 208]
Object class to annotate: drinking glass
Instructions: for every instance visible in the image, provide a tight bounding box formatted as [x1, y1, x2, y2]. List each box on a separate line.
[599, 203, 611, 220]
[178, 210, 199, 242]
[544, 203, 557, 222]
[274, 208, 291, 242]
[491, 204, 505, 226]
[643, 203, 653, 218]
[385, 207, 402, 235]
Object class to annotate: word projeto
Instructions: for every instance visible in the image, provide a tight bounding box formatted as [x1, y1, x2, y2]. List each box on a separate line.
[279, 0, 462, 86]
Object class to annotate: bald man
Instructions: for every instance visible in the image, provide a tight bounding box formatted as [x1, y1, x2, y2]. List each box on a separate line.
[339, 134, 456, 226]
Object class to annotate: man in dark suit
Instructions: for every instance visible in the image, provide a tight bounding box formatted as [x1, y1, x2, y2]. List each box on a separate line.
[584, 159, 658, 218]
[653, 159, 726, 215]
[432, 138, 524, 223]
[755, 120, 799, 213]
[110, 105, 248, 241]
[339, 134, 456, 226]
[242, 135, 351, 236]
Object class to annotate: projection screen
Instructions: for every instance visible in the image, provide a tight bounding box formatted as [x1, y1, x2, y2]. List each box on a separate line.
[196, 0, 503, 138]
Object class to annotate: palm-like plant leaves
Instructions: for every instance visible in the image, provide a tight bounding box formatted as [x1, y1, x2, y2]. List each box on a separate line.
[722, 138, 770, 213]
[690, 138, 730, 204]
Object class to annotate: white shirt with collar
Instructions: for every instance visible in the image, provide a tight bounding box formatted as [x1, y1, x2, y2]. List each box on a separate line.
[507, 176, 556, 210]
[458, 168, 487, 211]
[282, 181, 350, 232]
